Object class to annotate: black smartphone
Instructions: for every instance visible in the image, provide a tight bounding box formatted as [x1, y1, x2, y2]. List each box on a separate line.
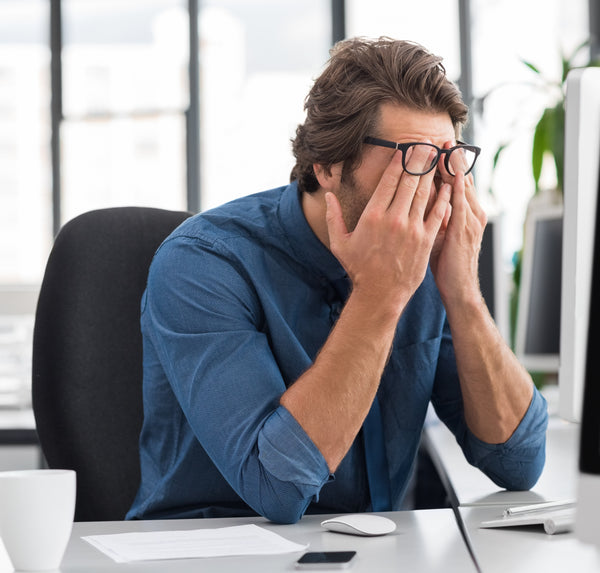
[295, 551, 357, 569]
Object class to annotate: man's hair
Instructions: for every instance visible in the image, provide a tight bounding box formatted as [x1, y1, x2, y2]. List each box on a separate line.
[290, 37, 469, 193]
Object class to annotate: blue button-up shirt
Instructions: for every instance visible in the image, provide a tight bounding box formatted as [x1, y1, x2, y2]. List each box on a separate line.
[127, 181, 548, 523]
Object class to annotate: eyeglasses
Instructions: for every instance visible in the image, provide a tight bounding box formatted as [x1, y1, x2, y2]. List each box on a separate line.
[363, 136, 481, 177]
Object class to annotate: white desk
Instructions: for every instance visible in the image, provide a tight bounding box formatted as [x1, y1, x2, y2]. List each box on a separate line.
[459, 505, 600, 573]
[0, 511, 477, 573]
[425, 411, 600, 572]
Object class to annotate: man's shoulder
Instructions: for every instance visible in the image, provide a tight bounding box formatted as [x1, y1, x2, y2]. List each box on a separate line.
[173, 185, 289, 244]
[145, 183, 303, 297]
[153, 184, 299, 267]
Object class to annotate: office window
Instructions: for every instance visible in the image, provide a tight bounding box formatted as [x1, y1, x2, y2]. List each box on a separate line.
[0, 0, 331, 411]
[471, 0, 588, 261]
[346, 0, 461, 81]
[0, 0, 51, 284]
[0, 0, 49, 410]
[60, 0, 189, 224]
[199, 0, 331, 210]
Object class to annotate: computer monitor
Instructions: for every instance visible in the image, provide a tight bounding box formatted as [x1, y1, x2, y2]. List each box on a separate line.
[515, 203, 563, 373]
[575, 130, 600, 548]
[559, 67, 600, 423]
[479, 214, 510, 343]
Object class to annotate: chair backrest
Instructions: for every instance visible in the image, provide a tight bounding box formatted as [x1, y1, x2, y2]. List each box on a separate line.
[32, 206, 192, 521]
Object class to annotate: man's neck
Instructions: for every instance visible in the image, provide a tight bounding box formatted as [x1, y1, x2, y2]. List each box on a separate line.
[301, 189, 330, 249]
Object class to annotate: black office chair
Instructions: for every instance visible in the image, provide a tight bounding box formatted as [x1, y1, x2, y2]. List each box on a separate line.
[32, 206, 192, 521]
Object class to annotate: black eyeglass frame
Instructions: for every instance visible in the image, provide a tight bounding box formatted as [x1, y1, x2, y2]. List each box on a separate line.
[363, 136, 481, 176]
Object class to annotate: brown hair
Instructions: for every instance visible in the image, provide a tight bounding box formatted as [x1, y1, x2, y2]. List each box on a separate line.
[290, 37, 469, 193]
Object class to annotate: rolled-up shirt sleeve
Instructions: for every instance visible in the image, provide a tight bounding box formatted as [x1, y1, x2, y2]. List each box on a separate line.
[432, 320, 549, 491]
[458, 389, 548, 490]
[143, 234, 330, 523]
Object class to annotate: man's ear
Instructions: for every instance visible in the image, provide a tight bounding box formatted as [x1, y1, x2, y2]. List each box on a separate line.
[313, 163, 342, 191]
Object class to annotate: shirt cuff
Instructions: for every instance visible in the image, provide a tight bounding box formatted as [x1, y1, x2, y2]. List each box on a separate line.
[258, 405, 331, 492]
[462, 388, 549, 490]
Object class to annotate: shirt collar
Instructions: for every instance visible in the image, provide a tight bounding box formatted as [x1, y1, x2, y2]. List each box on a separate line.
[278, 181, 349, 290]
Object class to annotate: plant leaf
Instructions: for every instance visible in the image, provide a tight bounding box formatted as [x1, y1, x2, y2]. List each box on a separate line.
[492, 143, 509, 170]
[531, 110, 550, 191]
[562, 54, 571, 84]
[550, 102, 565, 190]
[521, 59, 541, 75]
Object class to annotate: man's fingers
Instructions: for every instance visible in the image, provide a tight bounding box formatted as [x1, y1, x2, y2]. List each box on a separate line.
[403, 143, 435, 175]
[325, 192, 349, 247]
[425, 183, 452, 234]
[424, 182, 437, 219]
[462, 172, 487, 222]
[448, 146, 470, 175]
[452, 171, 482, 221]
[362, 150, 405, 215]
[391, 146, 437, 216]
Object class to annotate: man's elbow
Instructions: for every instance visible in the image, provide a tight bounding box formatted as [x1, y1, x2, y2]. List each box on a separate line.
[487, 457, 546, 492]
[243, 476, 315, 524]
[257, 495, 310, 525]
[505, 462, 544, 491]
[263, 506, 304, 525]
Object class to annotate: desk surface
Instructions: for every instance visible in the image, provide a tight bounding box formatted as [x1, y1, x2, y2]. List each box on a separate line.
[459, 505, 600, 573]
[425, 411, 600, 571]
[0, 511, 477, 573]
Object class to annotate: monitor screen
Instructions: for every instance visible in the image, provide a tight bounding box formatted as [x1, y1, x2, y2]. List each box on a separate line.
[479, 214, 509, 342]
[515, 204, 563, 373]
[575, 129, 600, 549]
[559, 67, 600, 423]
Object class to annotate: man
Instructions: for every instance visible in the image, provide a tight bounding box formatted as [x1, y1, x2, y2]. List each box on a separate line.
[127, 37, 548, 523]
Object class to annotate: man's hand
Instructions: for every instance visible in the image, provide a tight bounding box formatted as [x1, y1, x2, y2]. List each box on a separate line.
[429, 143, 487, 307]
[325, 146, 452, 315]
[282, 146, 451, 471]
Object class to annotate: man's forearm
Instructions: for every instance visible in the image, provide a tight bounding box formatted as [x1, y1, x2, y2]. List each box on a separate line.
[280, 289, 403, 472]
[444, 295, 534, 444]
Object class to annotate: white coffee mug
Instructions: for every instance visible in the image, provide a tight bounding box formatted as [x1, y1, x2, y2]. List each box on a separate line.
[0, 469, 76, 571]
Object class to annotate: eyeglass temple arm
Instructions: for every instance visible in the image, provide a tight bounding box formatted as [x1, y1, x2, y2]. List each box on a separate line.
[363, 136, 401, 150]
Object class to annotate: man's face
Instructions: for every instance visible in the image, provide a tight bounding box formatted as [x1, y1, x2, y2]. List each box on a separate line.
[334, 103, 456, 231]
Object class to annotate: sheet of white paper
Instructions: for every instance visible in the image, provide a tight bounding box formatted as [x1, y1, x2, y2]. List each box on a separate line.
[82, 524, 309, 563]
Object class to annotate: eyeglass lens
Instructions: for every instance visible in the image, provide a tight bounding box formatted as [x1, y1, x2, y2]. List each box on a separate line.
[403, 143, 477, 177]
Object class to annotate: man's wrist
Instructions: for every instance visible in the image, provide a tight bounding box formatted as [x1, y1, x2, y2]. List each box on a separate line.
[442, 289, 488, 322]
[347, 283, 411, 326]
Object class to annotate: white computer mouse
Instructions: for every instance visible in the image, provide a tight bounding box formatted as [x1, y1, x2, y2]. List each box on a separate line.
[320, 514, 397, 536]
